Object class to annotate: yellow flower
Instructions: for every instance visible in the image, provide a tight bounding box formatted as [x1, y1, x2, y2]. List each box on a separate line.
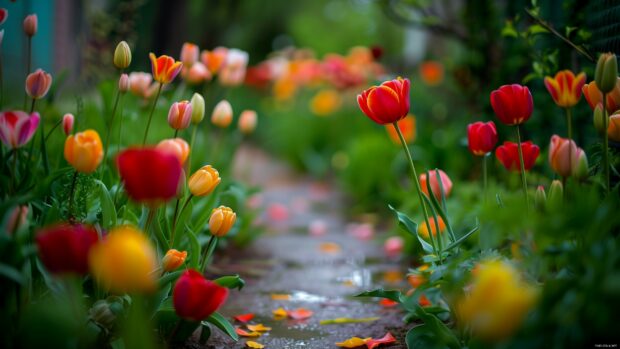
[89, 225, 158, 294]
[209, 206, 236, 237]
[162, 249, 187, 272]
[456, 260, 538, 342]
[310, 89, 341, 116]
[188, 165, 221, 196]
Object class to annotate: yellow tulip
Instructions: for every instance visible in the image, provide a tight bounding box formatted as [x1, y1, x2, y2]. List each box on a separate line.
[64, 129, 103, 173]
[188, 165, 221, 196]
[209, 206, 236, 237]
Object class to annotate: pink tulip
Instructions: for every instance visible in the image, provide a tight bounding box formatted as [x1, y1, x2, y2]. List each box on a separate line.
[23, 14, 37, 37]
[0, 111, 40, 148]
[25, 69, 52, 99]
[167, 100, 192, 130]
[62, 113, 74, 135]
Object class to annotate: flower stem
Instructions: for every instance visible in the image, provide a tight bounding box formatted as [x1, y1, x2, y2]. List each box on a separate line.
[23, 37, 31, 110]
[565, 107, 573, 176]
[142, 83, 163, 145]
[10, 149, 17, 194]
[602, 92, 610, 195]
[392, 122, 436, 257]
[44, 118, 62, 143]
[170, 195, 193, 248]
[68, 171, 78, 223]
[482, 154, 488, 203]
[200, 235, 217, 273]
[173, 129, 179, 138]
[188, 124, 198, 169]
[515, 125, 530, 210]
[33, 98, 51, 176]
[144, 207, 156, 235]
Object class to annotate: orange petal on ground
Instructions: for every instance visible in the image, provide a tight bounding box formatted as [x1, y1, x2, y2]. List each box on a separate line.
[245, 341, 265, 348]
[365, 332, 397, 349]
[272, 307, 288, 319]
[235, 328, 262, 337]
[234, 313, 255, 323]
[319, 242, 341, 253]
[288, 308, 314, 320]
[335, 337, 371, 348]
[271, 293, 291, 300]
[379, 298, 399, 308]
[247, 324, 272, 332]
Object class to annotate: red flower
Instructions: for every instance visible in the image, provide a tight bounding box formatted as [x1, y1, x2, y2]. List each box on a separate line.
[490, 84, 533, 126]
[467, 121, 498, 156]
[357, 78, 410, 124]
[116, 148, 183, 207]
[495, 141, 540, 172]
[36, 223, 99, 275]
[173, 269, 229, 321]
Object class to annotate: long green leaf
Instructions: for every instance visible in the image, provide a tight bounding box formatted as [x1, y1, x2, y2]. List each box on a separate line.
[94, 180, 117, 228]
[214, 274, 245, 291]
[425, 170, 455, 243]
[444, 220, 480, 252]
[354, 289, 404, 303]
[0, 263, 24, 285]
[186, 228, 201, 269]
[203, 312, 238, 341]
[388, 205, 434, 254]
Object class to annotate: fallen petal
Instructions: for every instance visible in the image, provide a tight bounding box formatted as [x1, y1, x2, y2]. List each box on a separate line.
[320, 317, 380, 325]
[379, 299, 399, 308]
[246, 340, 265, 349]
[247, 324, 272, 332]
[272, 307, 288, 319]
[234, 313, 255, 323]
[319, 242, 341, 253]
[288, 308, 313, 320]
[336, 337, 371, 348]
[235, 328, 262, 337]
[365, 332, 397, 349]
[271, 293, 291, 300]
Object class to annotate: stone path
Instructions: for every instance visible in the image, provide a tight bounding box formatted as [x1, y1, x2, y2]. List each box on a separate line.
[203, 145, 409, 349]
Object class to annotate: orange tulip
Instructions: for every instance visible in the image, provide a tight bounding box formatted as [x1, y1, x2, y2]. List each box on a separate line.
[417, 216, 446, 239]
[385, 114, 416, 144]
[543, 70, 586, 108]
[200, 47, 228, 74]
[64, 129, 103, 173]
[419, 169, 452, 201]
[209, 206, 236, 237]
[180, 42, 199, 66]
[156, 138, 190, 165]
[162, 249, 187, 272]
[608, 113, 620, 142]
[582, 79, 620, 113]
[188, 165, 221, 197]
[149, 53, 183, 84]
[238, 110, 257, 134]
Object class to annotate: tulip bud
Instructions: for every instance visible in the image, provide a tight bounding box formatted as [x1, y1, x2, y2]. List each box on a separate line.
[62, 113, 74, 135]
[167, 100, 192, 130]
[548, 179, 563, 207]
[180, 42, 199, 66]
[608, 113, 620, 142]
[573, 151, 589, 180]
[188, 165, 221, 196]
[534, 185, 546, 208]
[593, 103, 606, 135]
[209, 206, 236, 237]
[6, 205, 28, 235]
[113, 41, 132, 69]
[89, 299, 117, 329]
[162, 249, 187, 272]
[156, 138, 190, 165]
[190, 93, 205, 124]
[118, 73, 130, 93]
[64, 129, 104, 173]
[595, 53, 618, 94]
[0, 9, 7, 26]
[23, 14, 37, 37]
[25, 69, 52, 99]
[211, 100, 233, 128]
[238, 110, 257, 134]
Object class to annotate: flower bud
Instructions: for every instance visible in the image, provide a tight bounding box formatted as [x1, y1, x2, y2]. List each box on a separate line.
[419, 169, 453, 201]
[190, 93, 205, 124]
[162, 249, 187, 272]
[188, 165, 221, 196]
[64, 129, 103, 173]
[595, 53, 618, 94]
[182, 62, 211, 85]
[608, 113, 620, 142]
[23, 14, 37, 37]
[156, 138, 190, 165]
[238, 110, 257, 134]
[6, 205, 28, 235]
[573, 151, 589, 180]
[113, 41, 132, 69]
[0, 9, 7, 26]
[62, 113, 74, 136]
[167, 100, 192, 130]
[534, 185, 546, 208]
[118, 73, 130, 93]
[548, 179, 563, 207]
[593, 103, 606, 135]
[180, 42, 199, 66]
[89, 299, 117, 329]
[209, 206, 236, 237]
[25, 69, 52, 99]
[211, 100, 233, 128]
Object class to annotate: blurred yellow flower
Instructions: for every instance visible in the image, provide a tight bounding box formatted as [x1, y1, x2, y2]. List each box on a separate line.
[310, 89, 342, 116]
[457, 260, 538, 342]
[89, 225, 158, 294]
[273, 77, 297, 102]
[385, 114, 416, 144]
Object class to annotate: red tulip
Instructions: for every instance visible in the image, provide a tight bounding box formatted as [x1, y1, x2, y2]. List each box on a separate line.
[495, 141, 540, 172]
[173, 269, 229, 321]
[36, 223, 99, 275]
[116, 148, 183, 207]
[0, 8, 7, 25]
[543, 70, 586, 108]
[357, 78, 410, 124]
[490, 84, 533, 125]
[467, 121, 498, 156]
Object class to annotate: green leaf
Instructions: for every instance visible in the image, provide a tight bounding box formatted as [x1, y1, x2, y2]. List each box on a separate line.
[0, 263, 24, 285]
[203, 312, 238, 341]
[388, 205, 434, 254]
[200, 323, 212, 344]
[186, 228, 201, 269]
[214, 274, 245, 291]
[173, 199, 193, 247]
[444, 220, 479, 252]
[158, 270, 183, 289]
[406, 306, 461, 349]
[354, 289, 404, 303]
[94, 180, 117, 229]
